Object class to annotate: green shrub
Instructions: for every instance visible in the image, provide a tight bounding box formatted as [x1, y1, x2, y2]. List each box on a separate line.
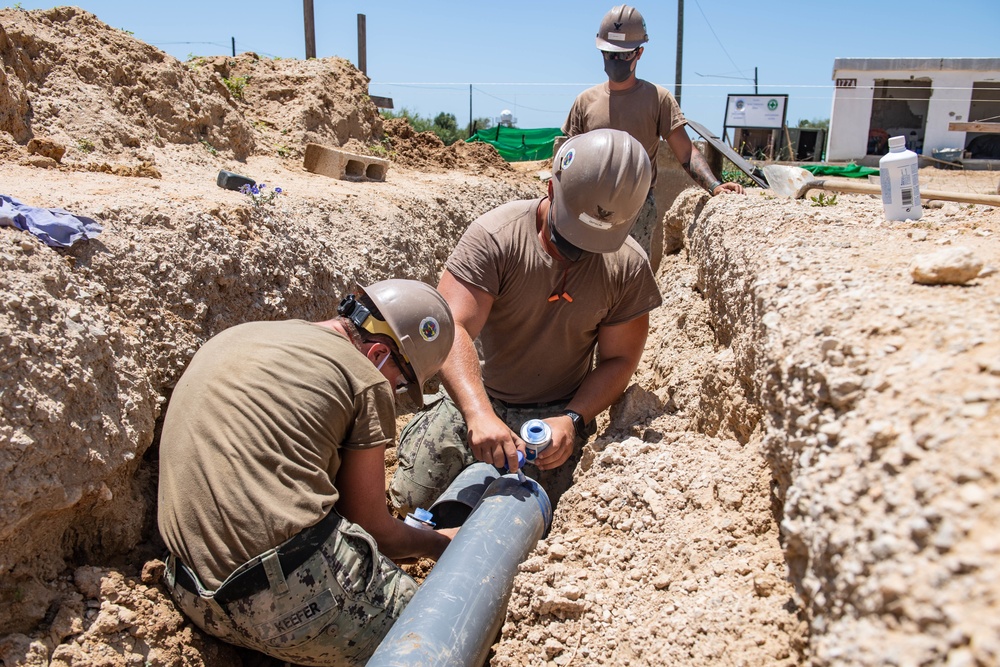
[222, 75, 250, 101]
[810, 192, 838, 207]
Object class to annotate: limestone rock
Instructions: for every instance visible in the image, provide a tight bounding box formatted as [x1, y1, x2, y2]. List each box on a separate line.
[909, 246, 983, 285]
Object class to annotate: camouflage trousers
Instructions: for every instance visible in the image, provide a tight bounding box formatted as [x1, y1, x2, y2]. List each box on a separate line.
[628, 190, 658, 258]
[388, 390, 594, 517]
[163, 513, 418, 667]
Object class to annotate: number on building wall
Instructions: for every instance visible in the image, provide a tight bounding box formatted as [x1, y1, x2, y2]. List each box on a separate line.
[836, 78, 857, 89]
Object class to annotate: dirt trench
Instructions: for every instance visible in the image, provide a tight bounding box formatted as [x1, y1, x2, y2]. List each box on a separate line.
[1, 177, 806, 667]
[3, 6, 1000, 665]
[3, 166, 999, 667]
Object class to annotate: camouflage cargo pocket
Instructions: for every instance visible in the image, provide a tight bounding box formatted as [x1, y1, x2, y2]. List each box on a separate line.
[390, 391, 475, 515]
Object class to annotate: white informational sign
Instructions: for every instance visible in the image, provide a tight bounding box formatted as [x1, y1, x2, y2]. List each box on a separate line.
[724, 94, 788, 129]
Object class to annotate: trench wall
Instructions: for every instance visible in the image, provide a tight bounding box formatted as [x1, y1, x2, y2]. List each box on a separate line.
[679, 189, 1000, 664]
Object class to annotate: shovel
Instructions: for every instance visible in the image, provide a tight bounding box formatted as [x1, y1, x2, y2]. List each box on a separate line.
[762, 164, 1000, 207]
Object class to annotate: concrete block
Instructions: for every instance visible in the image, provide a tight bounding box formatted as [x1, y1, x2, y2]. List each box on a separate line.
[304, 143, 389, 182]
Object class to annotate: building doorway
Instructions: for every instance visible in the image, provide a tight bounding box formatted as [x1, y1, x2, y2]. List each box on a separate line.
[867, 79, 931, 155]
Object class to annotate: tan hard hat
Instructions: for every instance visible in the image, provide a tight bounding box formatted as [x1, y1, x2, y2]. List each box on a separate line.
[596, 4, 649, 52]
[550, 128, 651, 254]
[360, 279, 454, 408]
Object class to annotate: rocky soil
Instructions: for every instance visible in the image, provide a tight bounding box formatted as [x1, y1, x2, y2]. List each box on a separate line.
[3, 6, 1000, 667]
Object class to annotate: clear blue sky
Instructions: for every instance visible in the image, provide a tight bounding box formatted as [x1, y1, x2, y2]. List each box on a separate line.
[10, 1, 1000, 136]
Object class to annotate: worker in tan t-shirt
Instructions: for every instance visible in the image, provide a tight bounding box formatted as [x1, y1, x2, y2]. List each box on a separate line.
[389, 129, 662, 515]
[563, 4, 744, 258]
[158, 280, 456, 667]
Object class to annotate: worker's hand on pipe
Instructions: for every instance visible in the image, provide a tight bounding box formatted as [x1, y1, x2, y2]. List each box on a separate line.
[437, 527, 460, 540]
[714, 181, 745, 195]
[533, 417, 576, 471]
[466, 412, 524, 471]
[431, 527, 460, 560]
[392, 526, 458, 564]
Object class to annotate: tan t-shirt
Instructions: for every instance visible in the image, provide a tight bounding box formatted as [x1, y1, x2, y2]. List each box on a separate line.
[562, 79, 687, 185]
[157, 320, 395, 588]
[446, 198, 662, 404]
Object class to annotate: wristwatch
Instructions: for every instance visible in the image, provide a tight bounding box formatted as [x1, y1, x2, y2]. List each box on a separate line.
[560, 409, 587, 439]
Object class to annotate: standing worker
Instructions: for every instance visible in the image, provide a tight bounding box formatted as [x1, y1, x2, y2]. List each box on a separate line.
[389, 128, 662, 516]
[158, 280, 457, 667]
[563, 4, 745, 258]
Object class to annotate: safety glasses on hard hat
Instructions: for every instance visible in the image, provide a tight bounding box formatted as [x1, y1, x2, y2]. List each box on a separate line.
[602, 48, 639, 61]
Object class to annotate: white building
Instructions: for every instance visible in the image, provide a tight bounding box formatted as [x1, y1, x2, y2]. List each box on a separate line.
[827, 58, 1000, 165]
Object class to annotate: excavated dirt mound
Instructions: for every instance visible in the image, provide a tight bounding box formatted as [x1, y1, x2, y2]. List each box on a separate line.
[0, 6, 506, 175]
[0, 7, 254, 161]
[3, 6, 1000, 667]
[380, 117, 513, 174]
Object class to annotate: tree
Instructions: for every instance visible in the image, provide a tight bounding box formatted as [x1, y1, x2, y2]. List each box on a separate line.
[797, 117, 830, 130]
[433, 113, 458, 132]
[432, 113, 463, 145]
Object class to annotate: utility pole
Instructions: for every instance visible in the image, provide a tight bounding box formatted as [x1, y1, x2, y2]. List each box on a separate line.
[303, 0, 316, 59]
[675, 0, 684, 107]
[357, 14, 367, 75]
[754, 66, 758, 94]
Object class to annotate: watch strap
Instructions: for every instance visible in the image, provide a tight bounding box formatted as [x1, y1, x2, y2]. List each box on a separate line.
[560, 409, 587, 439]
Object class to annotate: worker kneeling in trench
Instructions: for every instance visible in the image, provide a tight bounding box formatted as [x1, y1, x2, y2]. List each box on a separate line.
[157, 279, 458, 666]
[389, 127, 663, 515]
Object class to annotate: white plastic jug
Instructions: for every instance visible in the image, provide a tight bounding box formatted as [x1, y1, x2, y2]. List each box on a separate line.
[879, 135, 922, 221]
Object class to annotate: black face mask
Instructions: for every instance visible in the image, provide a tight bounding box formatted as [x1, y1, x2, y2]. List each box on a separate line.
[604, 58, 634, 83]
[547, 210, 589, 262]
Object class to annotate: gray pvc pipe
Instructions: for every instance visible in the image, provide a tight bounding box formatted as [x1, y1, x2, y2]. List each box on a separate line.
[367, 471, 552, 667]
[427, 462, 502, 528]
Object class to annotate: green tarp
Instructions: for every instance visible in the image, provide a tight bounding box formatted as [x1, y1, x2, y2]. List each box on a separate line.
[466, 126, 563, 162]
[801, 163, 879, 178]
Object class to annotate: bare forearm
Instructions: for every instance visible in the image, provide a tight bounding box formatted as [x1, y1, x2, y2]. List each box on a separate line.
[439, 328, 492, 419]
[565, 315, 649, 422]
[335, 448, 453, 562]
[373, 520, 452, 561]
[565, 354, 642, 422]
[440, 323, 522, 471]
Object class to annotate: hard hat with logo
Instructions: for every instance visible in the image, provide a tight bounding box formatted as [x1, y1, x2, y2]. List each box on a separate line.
[596, 4, 649, 52]
[342, 279, 455, 408]
[549, 128, 652, 254]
